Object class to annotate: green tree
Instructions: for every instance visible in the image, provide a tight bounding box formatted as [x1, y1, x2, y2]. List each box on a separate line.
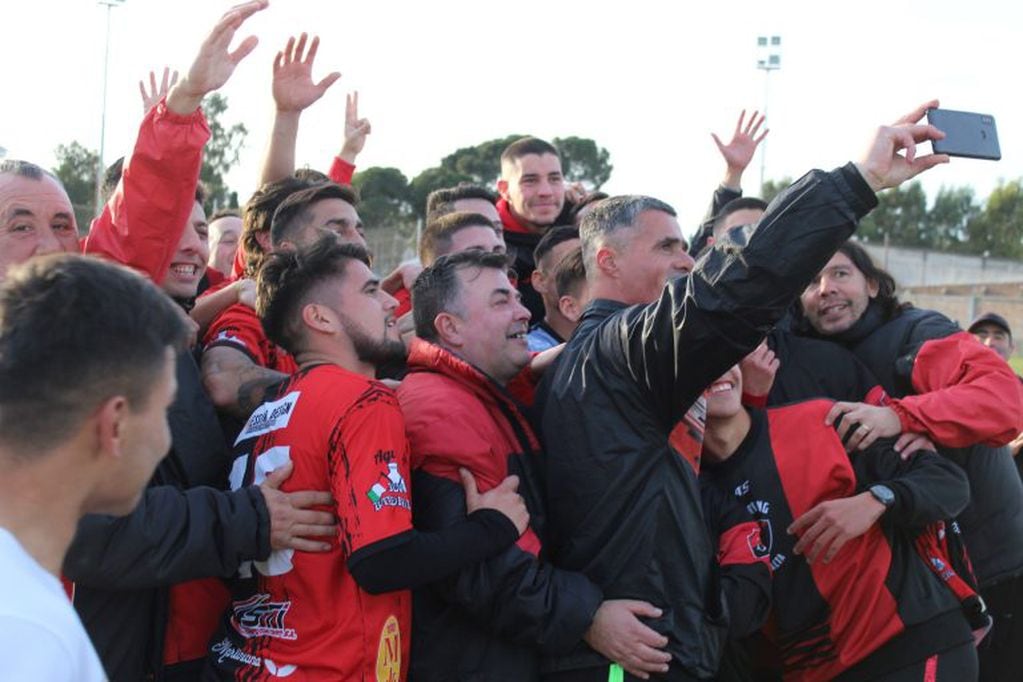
[857, 181, 929, 247]
[964, 179, 1023, 259]
[352, 167, 414, 232]
[52, 141, 99, 233]
[760, 177, 793, 204]
[552, 136, 613, 188]
[440, 135, 523, 187]
[926, 186, 979, 253]
[408, 166, 474, 219]
[201, 93, 247, 211]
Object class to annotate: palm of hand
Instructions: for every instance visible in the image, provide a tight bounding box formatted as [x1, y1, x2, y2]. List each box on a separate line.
[274, 65, 323, 111]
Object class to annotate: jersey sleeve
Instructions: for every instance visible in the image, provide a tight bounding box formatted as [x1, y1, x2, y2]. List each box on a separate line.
[328, 157, 356, 186]
[202, 304, 270, 366]
[333, 384, 413, 556]
[82, 98, 210, 284]
[889, 331, 1023, 447]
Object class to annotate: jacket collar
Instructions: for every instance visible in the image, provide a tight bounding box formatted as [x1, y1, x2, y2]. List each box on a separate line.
[407, 337, 512, 405]
[497, 197, 533, 235]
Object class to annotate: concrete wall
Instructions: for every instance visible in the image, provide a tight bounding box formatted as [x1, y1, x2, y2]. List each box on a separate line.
[862, 243, 1023, 287]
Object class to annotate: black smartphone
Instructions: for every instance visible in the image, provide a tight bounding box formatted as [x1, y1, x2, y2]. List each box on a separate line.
[926, 108, 1001, 160]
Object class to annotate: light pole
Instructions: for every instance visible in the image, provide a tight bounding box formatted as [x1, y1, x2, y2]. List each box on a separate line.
[95, 0, 125, 217]
[755, 35, 781, 194]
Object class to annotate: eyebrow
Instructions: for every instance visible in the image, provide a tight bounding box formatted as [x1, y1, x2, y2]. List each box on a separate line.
[654, 237, 682, 249]
[6, 207, 35, 221]
[361, 277, 381, 293]
[490, 287, 520, 301]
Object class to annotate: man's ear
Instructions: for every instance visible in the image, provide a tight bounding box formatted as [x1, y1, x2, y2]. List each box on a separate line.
[302, 302, 336, 334]
[434, 312, 462, 347]
[95, 395, 129, 462]
[496, 178, 510, 200]
[867, 277, 880, 298]
[559, 295, 581, 323]
[531, 268, 547, 294]
[595, 245, 617, 278]
[254, 230, 272, 252]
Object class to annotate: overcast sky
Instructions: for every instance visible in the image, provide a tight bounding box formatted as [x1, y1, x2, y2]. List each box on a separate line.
[3, 0, 1020, 237]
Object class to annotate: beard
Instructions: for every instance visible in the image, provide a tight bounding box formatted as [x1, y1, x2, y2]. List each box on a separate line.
[340, 314, 407, 367]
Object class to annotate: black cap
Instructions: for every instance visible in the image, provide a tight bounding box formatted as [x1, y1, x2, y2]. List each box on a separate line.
[968, 312, 1012, 337]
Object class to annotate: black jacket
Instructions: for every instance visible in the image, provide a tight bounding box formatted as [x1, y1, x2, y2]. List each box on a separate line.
[539, 164, 877, 678]
[63, 351, 272, 681]
[802, 304, 1023, 586]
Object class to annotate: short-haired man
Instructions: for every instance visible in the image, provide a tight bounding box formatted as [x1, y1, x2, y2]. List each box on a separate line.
[528, 225, 580, 351]
[205, 237, 527, 679]
[0, 254, 188, 681]
[207, 208, 242, 277]
[540, 104, 950, 680]
[553, 246, 590, 330]
[796, 240, 1023, 681]
[399, 250, 673, 680]
[419, 211, 505, 267]
[202, 181, 366, 419]
[497, 136, 566, 321]
[426, 183, 502, 232]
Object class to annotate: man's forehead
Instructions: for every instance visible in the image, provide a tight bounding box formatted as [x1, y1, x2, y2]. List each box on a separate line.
[0, 174, 73, 213]
[453, 198, 499, 218]
[511, 153, 562, 176]
[312, 197, 357, 219]
[633, 210, 682, 239]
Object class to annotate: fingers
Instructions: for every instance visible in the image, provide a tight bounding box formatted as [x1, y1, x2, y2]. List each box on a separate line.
[282, 35, 296, 64]
[734, 109, 745, 135]
[285, 490, 334, 508]
[458, 467, 479, 504]
[159, 67, 171, 93]
[149, 70, 159, 95]
[291, 522, 337, 538]
[293, 33, 308, 63]
[805, 525, 840, 564]
[825, 401, 854, 427]
[261, 460, 294, 489]
[304, 35, 319, 65]
[229, 35, 260, 65]
[138, 80, 148, 101]
[788, 503, 821, 537]
[710, 132, 725, 153]
[289, 508, 335, 528]
[893, 99, 940, 126]
[747, 111, 764, 138]
[495, 474, 520, 492]
[622, 600, 665, 621]
[317, 72, 342, 93]
[624, 643, 673, 674]
[284, 537, 333, 552]
[754, 128, 770, 145]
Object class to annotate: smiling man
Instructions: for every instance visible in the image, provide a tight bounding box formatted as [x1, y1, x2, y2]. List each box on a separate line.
[497, 137, 567, 321]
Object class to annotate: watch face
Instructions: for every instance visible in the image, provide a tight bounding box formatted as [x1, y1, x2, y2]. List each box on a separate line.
[871, 485, 895, 507]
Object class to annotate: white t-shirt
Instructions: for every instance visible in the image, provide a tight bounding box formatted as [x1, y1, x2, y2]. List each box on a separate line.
[0, 527, 107, 681]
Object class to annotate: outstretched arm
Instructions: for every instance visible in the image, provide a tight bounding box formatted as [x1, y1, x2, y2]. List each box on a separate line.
[259, 33, 341, 186]
[84, 0, 267, 283]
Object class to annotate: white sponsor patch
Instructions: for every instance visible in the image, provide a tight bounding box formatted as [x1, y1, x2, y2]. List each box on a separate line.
[236, 392, 301, 444]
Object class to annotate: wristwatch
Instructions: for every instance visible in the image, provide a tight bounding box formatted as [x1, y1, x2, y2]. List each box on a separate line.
[868, 484, 895, 509]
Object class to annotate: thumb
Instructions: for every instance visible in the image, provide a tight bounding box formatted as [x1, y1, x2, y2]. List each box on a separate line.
[262, 460, 294, 490]
[497, 474, 520, 493]
[711, 132, 724, 151]
[458, 468, 479, 504]
[623, 600, 663, 619]
[317, 71, 341, 92]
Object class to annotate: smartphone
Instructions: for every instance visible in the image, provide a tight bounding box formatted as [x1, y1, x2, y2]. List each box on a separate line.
[926, 108, 1001, 160]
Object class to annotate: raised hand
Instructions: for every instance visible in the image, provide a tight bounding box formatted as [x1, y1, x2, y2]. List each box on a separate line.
[138, 67, 179, 115]
[272, 33, 341, 114]
[855, 100, 949, 192]
[167, 0, 268, 115]
[712, 110, 769, 189]
[339, 91, 372, 162]
[739, 342, 779, 400]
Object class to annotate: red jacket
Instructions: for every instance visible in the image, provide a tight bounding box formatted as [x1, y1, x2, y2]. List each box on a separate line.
[82, 98, 210, 285]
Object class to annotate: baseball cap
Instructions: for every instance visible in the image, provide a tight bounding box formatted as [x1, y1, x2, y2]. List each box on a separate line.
[968, 312, 1012, 337]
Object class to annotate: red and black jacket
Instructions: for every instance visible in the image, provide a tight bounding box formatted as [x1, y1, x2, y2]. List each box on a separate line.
[701, 402, 973, 681]
[398, 340, 602, 681]
[802, 302, 1023, 586]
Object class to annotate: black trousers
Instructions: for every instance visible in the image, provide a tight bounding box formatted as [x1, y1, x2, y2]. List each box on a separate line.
[978, 572, 1023, 682]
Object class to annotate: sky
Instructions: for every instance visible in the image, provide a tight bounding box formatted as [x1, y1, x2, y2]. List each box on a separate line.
[3, 0, 1021, 238]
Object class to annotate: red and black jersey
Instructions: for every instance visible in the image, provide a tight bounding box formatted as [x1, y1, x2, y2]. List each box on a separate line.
[207, 364, 411, 681]
[202, 303, 298, 375]
[701, 401, 972, 681]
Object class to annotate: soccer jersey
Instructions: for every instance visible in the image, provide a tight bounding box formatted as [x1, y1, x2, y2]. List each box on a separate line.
[207, 364, 412, 681]
[203, 303, 298, 374]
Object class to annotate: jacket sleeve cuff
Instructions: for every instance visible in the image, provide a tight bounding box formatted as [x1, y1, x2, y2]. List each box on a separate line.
[154, 96, 209, 127]
[836, 162, 880, 217]
[245, 485, 274, 561]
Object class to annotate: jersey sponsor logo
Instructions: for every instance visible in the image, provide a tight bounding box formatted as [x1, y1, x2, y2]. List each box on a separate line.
[367, 462, 411, 512]
[230, 593, 298, 640]
[236, 392, 301, 443]
[747, 519, 773, 559]
[375, 615, 401, 681]
[210, 638, 299, 677]
[742, 496, 786, 570]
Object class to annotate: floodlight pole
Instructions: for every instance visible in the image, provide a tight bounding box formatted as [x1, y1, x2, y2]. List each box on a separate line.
[95, 0, 125, 218]
[755, 35, 781, 194]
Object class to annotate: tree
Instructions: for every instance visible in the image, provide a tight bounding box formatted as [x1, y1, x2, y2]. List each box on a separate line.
[351, 167, 414, 233]
[552, 136, 613, 189]
[200, 93, 247, 212]
[408, 166, 474, 219]
[857, 181, 929, 247]
[52, 141, 99, 233]
[963, 179, 1023, 259]
[926, 186, 979, 253]
[760, 177, 793, 204]
[440, 135, 523, 187]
